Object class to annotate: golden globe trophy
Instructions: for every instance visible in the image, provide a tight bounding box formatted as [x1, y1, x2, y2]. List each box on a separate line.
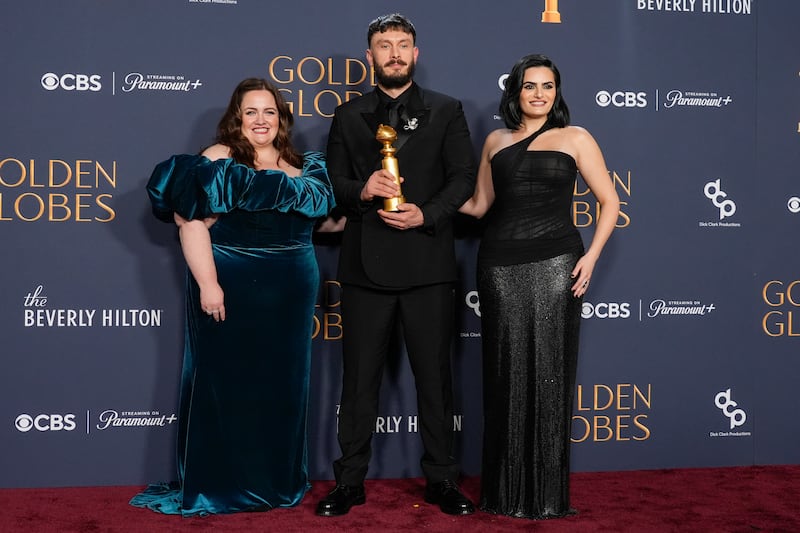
[376, 123, 406, 211]
[541, 0, 561, 23]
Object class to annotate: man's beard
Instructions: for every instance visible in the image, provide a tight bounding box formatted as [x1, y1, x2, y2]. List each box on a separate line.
[375, 59, 416, 89]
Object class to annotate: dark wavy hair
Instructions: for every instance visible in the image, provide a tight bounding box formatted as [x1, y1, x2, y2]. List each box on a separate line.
[499, 54, 570, 130]
[367, 13, 416, 45]
[215, 78, 302, 169]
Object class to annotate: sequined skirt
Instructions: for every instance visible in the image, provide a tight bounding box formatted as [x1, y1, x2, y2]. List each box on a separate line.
[477, 252, 582, 519]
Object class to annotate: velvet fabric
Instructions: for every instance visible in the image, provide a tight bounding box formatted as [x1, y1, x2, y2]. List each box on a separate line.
[130, 152, 334, 516]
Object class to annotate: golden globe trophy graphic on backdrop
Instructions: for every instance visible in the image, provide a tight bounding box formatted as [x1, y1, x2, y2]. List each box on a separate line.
[376, 123, 406, 211]
[541, 0, 562, 23]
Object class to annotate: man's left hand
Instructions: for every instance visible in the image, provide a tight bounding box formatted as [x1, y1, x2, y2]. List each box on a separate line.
[378, 203, 424, 230]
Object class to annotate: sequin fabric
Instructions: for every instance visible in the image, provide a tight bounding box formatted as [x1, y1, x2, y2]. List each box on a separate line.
[476, 126, 584, 519]
[478, 253, 582, 519]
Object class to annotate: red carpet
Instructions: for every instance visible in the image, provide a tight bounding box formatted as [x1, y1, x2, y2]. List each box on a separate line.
[1, 466, 798, 532]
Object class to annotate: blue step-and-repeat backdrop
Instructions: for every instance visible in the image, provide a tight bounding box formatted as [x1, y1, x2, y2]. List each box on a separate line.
[2, 0, 798, 488]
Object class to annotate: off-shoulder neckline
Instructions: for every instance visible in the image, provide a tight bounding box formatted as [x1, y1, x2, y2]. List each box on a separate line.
[195, 151, 322, 178]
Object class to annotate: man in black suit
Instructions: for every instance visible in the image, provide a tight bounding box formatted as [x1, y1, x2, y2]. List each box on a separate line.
[316, 13, 477, 517]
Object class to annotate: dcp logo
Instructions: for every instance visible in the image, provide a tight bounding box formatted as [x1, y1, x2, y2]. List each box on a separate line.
[595, 90, 647, 108]
[704, 179, 736, 220]
[15, 413, 77, 432]
[41, 72, 102, 92]
[497, 74, 509, 91]
[714, 389, 746, 430]
[465, 290, 481, 317]
[581, 302, 631, 319]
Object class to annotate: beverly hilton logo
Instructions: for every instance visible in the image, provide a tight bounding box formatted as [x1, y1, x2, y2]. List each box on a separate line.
[23, 285, 163, 328]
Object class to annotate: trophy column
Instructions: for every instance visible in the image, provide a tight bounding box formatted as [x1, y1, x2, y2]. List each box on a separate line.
[376, 124, 406, 212]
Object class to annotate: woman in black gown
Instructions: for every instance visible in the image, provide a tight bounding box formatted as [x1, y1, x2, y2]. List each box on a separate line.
[460, 55, 620, 519]
[131, 78, 335, 516]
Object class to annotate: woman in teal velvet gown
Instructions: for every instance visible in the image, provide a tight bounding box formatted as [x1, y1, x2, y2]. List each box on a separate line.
[130, 78, 335, 516]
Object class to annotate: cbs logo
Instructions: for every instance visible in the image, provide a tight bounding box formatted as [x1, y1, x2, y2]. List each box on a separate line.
[41, 72, 102, 92]
[596, 90, 647, 108]
[582, 302, 631, 319]
[15, 413, 77, 432]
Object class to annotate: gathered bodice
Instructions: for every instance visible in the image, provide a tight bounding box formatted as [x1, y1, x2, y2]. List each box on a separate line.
[146, 151, 335, 231]
[210, 209, 315, 248]
[479, 128, 583, 267]
[486, 149, 577, 241]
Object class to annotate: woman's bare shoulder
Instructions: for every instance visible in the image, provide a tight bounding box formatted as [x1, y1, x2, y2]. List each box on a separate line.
[200, 143, 231, 161]
[564, 125, 597, 143]
[484, 128, 516, 158]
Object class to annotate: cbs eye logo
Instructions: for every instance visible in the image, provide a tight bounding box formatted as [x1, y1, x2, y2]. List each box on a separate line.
[581, 302, 631, 319]
[595, 90, 647, 108]
[41, 72, 102, 92]
[15, 413, 77, 432]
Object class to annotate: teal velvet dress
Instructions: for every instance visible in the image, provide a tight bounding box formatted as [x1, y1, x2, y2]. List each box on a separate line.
[130, 151, 334, 516]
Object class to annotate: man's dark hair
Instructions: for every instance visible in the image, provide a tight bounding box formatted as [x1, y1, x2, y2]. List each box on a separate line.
[367, 13, 416, 45]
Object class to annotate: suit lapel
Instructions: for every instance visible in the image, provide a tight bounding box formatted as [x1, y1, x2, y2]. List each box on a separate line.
[356, 86, 430, 168]
[359, 92, 383, 133]
[355, 92, 385, 176]
[395, 85, 429, 153]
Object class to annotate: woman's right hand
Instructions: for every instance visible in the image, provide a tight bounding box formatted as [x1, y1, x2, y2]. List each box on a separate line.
[174, 212, 224, 321]
[200, 282, 226, 322]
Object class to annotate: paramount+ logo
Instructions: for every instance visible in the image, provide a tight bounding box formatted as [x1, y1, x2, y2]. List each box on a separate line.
[15, 413, 77, 432]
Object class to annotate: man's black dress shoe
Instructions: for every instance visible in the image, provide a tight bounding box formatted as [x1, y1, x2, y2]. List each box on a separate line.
[424, 480, 475, 515]
[316, 484, 366, 516]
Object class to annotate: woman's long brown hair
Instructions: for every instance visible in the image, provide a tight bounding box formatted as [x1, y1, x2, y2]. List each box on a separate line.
[215, 78, 302, 169]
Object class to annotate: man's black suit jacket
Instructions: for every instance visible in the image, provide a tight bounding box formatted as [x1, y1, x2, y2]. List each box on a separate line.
[327, 83, 477, 288]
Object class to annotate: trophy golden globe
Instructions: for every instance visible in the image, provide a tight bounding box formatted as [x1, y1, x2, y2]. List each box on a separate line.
[541, 0, 561, 23]
[376, 124, 405, 212]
